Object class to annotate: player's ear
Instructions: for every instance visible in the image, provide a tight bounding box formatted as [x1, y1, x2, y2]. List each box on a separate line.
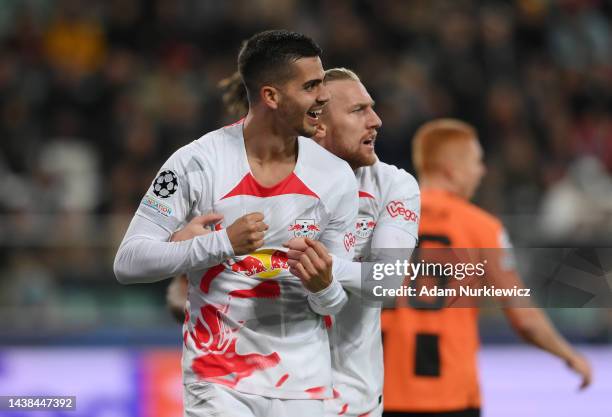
[260, 85, 279, 109]
[443, 164, 459, 184]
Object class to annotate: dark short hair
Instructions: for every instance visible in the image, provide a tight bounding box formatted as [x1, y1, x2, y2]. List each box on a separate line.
[238, 30, 322, 104]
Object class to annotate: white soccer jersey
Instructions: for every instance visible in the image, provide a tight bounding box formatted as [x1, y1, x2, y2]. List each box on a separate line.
[326, 161, 420, 416]
[124, 122, 358, 399]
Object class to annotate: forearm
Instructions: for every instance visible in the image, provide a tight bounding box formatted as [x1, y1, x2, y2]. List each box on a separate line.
[114, 215, 233, 284]
[307, 277, 348, 315]
[330, 255, 362, 293]
[507, 307, 576, 361]
[329, 246, 416, 294]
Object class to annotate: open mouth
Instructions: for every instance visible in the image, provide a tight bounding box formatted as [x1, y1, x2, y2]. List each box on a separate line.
[306, 109, 323, 120]
[362, 133, 377, 147]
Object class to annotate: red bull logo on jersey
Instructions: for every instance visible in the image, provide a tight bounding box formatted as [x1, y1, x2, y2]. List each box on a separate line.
[189, 303, 280, 388]
[355, 217, 376, 239]
[227, 249, 289, 279]
[288, 219, 320, 239]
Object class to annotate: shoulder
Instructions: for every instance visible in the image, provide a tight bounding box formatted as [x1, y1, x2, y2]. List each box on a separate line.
[300, 138, 353, 170]
[378, 161, 418, 188]
[193, 123, 242, 152]
[181, 123, 244, 172]
[368, 161, 420, 198]
[298, 138, 356, 185]
[458, 200, 504, 236]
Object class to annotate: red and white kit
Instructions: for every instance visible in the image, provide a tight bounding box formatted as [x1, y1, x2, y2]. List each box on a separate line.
[115, 122, 358, 402]
[324, 161, 420, 417]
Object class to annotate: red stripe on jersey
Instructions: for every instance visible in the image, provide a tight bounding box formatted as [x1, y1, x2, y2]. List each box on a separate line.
[221, 173, 319, 200]
[229, 281, 280, 299]
[200, 264, 225, 293]
[275, 373, 290, 387]
[339, 403, 349, 415]
[305, 386, 327, 399]
[358, 191, 375, 199]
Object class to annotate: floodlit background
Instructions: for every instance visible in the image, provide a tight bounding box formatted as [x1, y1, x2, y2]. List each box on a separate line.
[0, 0, 611, 416]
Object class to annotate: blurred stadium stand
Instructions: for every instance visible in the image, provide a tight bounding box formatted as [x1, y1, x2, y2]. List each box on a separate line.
[0, 0, 611, 345]
[0, 1, 611, 416]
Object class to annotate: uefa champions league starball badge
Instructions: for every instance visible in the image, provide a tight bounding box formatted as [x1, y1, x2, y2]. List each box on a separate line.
[152, 170, 178, 198]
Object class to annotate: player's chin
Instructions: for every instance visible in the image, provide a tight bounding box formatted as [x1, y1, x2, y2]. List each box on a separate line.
[299, 122, 318, 138]
[360, 151, 377, 166]
[349, 153, 377, 169]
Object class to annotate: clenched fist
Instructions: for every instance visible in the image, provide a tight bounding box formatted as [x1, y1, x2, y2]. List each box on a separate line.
[227, 212, 269, 255]
[284, 237, 333, 293]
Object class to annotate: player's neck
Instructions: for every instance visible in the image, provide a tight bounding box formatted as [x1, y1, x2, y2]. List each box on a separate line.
[242, 110, 298, 163]
[420, 177, 465, 199]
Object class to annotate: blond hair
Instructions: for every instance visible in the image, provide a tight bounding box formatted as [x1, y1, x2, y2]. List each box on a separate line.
[324, 67, 360, 83]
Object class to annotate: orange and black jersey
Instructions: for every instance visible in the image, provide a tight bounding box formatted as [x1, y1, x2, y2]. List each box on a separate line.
[382, 189, 512, 413]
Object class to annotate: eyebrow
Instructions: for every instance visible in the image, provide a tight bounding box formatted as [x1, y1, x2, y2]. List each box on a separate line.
[351, 100, 375, 110]
[303, 79, 323, 89]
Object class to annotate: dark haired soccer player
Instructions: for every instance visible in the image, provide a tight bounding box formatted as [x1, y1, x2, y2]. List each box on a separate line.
[114, 30, 358, 417]
[169, 68, 421, 417]
[382, 119, 592, 417]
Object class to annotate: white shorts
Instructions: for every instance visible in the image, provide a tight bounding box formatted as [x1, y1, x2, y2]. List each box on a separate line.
[184, 382, 325, 417]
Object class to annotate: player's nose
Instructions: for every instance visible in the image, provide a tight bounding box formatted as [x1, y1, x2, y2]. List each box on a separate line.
[316, 84, 331, 106]
[368, 108, 382, 129]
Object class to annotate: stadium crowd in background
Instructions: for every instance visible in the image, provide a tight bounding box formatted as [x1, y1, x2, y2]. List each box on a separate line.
[1, 0, 611, 336]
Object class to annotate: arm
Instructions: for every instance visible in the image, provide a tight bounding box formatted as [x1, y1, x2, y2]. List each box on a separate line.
[114, 146, 266, 284]
[300, 169, 420, 310]
[165, 213, 224, 323]
[503, 303, 592, 389]
[488, 228, 592, 389]
[329, 231, 417, 294]
[114, 215, 234, 284]
[334, 169, 420, 295]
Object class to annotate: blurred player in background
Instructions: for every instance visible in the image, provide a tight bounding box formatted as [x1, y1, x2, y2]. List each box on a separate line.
[169, 67, 421, 417]
[381, 119, 592, 417]
[114, 30, 359, 417]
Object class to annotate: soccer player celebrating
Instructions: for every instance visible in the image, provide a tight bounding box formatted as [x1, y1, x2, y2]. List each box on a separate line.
[114, 30, 359, 417]
[287, 68, 421, 417]
[169, 68, 421, 417]
[381, 119, 592, 417]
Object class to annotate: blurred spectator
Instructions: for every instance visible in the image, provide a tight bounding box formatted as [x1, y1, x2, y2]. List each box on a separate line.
[539, 156, 612, 241]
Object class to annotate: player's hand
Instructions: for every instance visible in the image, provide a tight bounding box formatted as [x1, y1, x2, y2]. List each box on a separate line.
[226, 212, 268, 255]
[284, 238, 333, 293]
[566, 353, 592, 390]
[170, 213, 224, 242]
